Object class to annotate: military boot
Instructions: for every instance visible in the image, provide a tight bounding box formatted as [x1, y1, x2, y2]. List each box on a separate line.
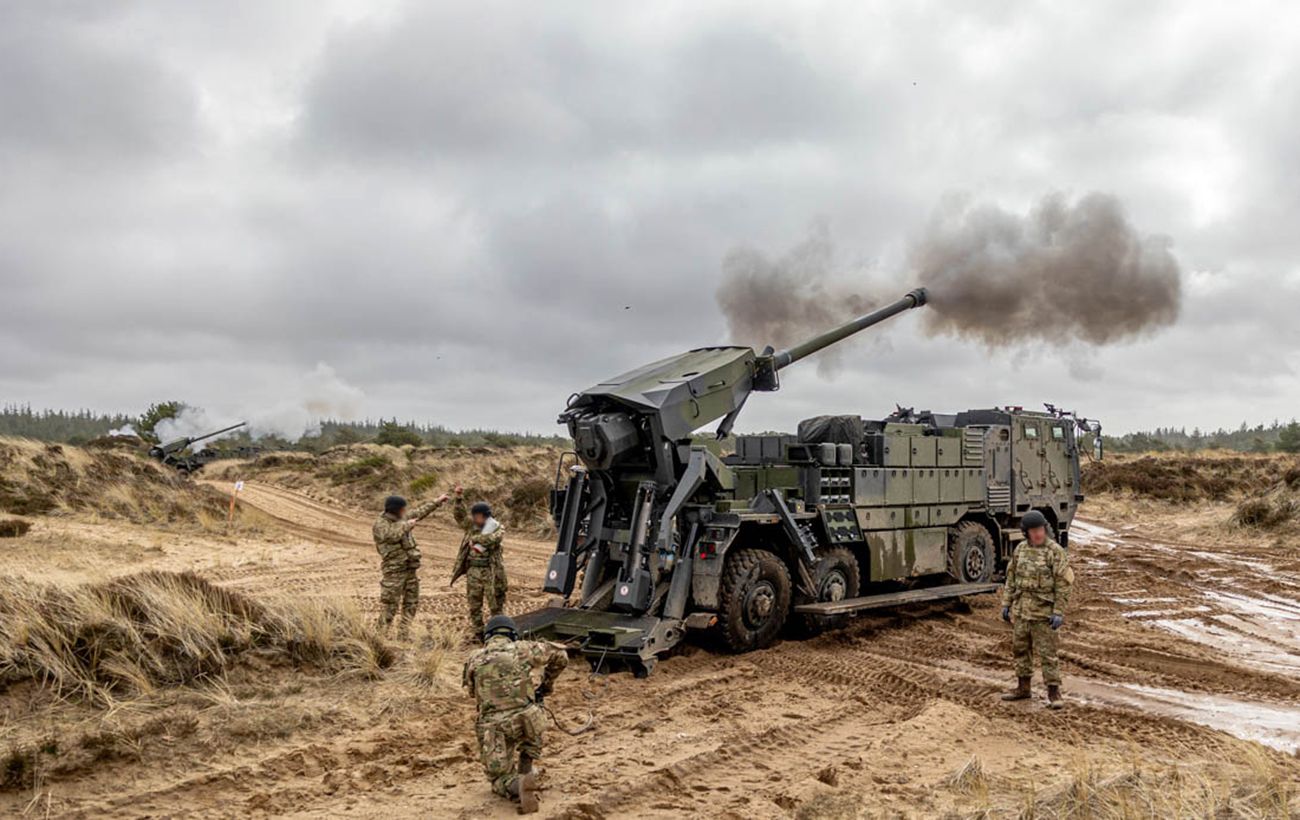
[1001, 676, 1032, 701]
[1046, 684, 1064, 709]
[510, 772, 538, 814]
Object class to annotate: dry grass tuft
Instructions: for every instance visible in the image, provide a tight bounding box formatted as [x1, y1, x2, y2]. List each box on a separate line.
[1015, 750, 1299, 819]
[945, 756, 989, 798]
[397, 618, 465, 690]
[1232, 496, 1298, 529]
[0, 571, 394, 705]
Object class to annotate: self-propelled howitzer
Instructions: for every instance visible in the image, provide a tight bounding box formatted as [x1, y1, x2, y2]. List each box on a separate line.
[148, 422, 248, 475]
[522, 287, 1089, 675]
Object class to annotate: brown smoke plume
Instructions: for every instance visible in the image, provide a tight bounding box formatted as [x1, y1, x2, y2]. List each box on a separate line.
[717, 219, 876, 352]
[716, 193, 1181, 352]
[912, 192, 1181, 345]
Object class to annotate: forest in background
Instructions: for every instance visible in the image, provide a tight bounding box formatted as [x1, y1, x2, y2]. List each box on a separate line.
[0, 404, 569, 450]
[1, 403, 1297, 454]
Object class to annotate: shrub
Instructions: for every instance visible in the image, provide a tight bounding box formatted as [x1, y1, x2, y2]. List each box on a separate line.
[1232, 497, 1297, 529]
[408, 472, 439, 496]
[508, 478, 552, 511]
[332, 455, 392, 483]
[374, 421, 423, 448]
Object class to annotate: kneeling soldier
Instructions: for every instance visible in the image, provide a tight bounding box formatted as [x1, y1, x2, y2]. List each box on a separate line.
[463, 615, 568, 813]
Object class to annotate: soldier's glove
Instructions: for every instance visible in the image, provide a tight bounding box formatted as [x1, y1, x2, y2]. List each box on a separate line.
[1049, 614, 1064, 630]
[533, 687, 546, 706]
[1001, 607, 1011, 623]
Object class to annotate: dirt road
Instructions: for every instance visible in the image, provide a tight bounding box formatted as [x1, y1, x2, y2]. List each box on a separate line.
[6, 481, 1298, 817]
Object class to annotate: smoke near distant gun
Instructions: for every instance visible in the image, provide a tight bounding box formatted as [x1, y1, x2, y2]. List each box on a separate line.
[153, 363, 365, 445]
[911, 192, 1181, 345]
[717, 193, 1181, 353]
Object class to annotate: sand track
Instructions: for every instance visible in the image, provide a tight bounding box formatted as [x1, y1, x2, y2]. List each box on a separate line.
[6, 480, 1300, 817]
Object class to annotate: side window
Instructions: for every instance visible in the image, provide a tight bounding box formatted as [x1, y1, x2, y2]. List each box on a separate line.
[1051, 425, 1065, 441]
[1023, 423, 1039, 440]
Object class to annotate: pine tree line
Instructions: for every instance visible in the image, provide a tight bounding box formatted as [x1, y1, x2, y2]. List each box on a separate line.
[0, 404, 569, 449]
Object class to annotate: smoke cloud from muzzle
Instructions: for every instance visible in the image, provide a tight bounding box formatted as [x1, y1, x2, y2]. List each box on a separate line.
[911, 192, 1181, 345]
[716, 193, 1181, 354]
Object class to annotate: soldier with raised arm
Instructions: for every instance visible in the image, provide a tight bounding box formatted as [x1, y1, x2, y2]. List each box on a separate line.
[372, 492, 448, 639]
[449, 486, 509, 636]
[1000, 509, 1074, 708]
[463, 615, 568, 813]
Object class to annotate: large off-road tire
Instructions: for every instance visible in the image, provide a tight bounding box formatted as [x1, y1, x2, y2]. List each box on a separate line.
[717, 548, 792, 653]
[948, 521, 995, 583]
[797, 547, 862, 635]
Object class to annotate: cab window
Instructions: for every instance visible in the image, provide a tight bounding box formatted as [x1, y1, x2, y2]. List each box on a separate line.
[1051, 425, 1065, 441]
[1022, 423, 1039, 440]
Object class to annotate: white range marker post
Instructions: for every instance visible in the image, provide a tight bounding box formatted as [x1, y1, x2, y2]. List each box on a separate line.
[227, 480, 245, 528]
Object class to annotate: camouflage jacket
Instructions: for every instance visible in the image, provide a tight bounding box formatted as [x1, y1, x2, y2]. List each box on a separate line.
[1001, 538, 1074, 620]
[372, 498, 445, 572]
[449, 498, 506, 585]
[462, 635, 568, 720]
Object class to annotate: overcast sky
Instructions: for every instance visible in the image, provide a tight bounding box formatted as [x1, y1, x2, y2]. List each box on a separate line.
[2, 1, 1298, 436]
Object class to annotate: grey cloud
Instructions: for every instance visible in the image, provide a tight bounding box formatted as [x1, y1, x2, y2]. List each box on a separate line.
[1, 2, 1299, 438]
[0, 5, 197, 161]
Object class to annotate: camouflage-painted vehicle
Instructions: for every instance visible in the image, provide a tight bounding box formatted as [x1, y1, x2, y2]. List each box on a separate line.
[147, 422, 254, 476]
[519, 289, 1098, 675]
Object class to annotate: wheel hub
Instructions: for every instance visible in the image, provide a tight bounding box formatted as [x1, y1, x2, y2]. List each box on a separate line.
[820, 570, 848, 603]
[964, 545, 986, 580]
[743, 581, 776, 628]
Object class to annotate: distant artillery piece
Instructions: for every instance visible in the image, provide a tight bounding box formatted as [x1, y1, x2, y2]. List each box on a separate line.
[147, 422, 259, 476]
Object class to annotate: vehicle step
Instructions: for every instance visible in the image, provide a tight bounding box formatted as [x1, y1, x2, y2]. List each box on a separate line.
[793, 582, 1000, 616]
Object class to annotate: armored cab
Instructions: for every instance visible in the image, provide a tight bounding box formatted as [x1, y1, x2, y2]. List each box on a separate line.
[519, 288, 1096, 675]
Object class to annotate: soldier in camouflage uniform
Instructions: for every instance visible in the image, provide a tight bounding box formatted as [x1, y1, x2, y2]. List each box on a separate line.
[372, 493, 449, 638]
[463, 614, 568, 813]
[449, 486, 509, 637]
[1000, 509, 1074, 708]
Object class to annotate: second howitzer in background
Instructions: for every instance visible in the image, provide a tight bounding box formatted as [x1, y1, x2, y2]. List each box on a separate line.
[147, 422, 250, 476]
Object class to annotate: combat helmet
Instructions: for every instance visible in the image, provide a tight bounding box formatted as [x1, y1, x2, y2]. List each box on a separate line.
[1019, 509, 1050, 534]
[484, 614, 518, 640]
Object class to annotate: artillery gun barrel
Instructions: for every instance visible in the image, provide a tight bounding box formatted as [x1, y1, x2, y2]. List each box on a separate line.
[189, 422, 246, 445]
[771, 287, 928, 370]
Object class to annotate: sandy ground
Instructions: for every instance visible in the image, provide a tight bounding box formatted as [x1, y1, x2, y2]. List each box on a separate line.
[3, 479, 1299, 817]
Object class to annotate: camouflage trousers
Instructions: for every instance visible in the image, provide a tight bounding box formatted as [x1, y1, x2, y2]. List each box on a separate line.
[1012, 618, 1061, 684]
[379, 567, 419, 633]
[466, 562, 508, 635]
[476, 705, 545, 797]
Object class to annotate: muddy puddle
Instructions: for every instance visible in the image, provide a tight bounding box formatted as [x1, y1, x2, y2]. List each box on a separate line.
[1078, 682, 1300, 753]
[1075, 519, 1300, 677]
